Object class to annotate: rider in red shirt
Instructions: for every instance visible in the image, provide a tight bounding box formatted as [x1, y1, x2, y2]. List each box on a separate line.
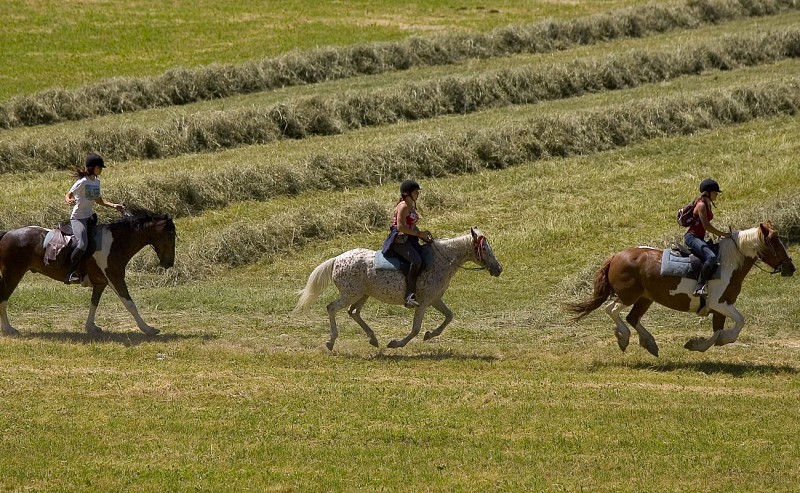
[381, 180, 433, 308]
[684, 178, 730, 297]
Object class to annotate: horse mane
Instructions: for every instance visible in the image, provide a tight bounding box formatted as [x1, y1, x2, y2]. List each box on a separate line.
[720, 226, 763, 268]
[109, 205, 175, 232]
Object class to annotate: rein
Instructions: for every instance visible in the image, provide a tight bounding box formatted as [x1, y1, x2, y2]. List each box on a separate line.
[731, 231, 791, 275]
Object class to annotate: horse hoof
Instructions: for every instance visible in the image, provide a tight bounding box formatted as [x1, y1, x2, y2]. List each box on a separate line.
[615, 332, 629, 352]
[369, 338, 379, 348]
[423, 331, 433, 341]
[325, 340, 335, 351]
[644, 342, 659, 358]
[141, 326, 160, 336]
[86, 325, 104, 335]
[684, 337, 705, 352]
[2, 326, 21, 337]
[387, 340, 401, 349]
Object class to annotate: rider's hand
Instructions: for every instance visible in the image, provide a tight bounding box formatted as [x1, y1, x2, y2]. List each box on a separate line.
[420, 230, 433, 243]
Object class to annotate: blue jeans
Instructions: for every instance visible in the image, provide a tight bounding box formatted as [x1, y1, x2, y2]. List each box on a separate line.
[684, 232, 717, 286]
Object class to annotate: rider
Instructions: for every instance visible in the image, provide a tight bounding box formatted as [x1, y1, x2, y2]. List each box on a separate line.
[381, 179, 434, 308]
[63, 153, 125, 284]
[684, 178, 730, 297]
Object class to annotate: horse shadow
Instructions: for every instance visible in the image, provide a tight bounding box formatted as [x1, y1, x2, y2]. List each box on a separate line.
[598, 359, 799, 377]
[344, 347, 500, 363]
[23, 331, 217, 347]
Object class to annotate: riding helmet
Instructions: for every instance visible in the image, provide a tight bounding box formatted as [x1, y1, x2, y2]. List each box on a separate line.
[699, 178, 721, 194]
[85, 153, 106, 169]
[400, 179, 421, 196]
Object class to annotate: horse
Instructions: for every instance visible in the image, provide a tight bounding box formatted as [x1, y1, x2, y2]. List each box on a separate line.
[567, 222, 795, 356]
[294, 228, 503, 350]
[0, 207, 176, 336]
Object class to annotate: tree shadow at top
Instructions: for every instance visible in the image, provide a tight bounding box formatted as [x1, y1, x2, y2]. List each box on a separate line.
[21, 330, 217, 347]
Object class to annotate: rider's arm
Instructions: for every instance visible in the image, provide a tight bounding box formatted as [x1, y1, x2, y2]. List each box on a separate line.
[696, 200, 729, 237]
[95, 197, 124, 211]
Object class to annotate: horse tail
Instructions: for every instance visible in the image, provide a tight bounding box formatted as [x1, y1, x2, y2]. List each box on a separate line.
[294, 257, 336, 313]
[565, 256, 615, 321]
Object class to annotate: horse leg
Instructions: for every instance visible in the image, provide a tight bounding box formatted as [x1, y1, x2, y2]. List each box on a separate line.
[423, 298, 452, 341]
[387, 306, 426, 348]
[326, 296, 358, 351]
[105, 272, 159, 336]
[84, 284, 107, 335]
[712, 312, 726, 333]
[347, 295, 379, 348]
[0, 269, 25, 336]
[604, 298, 631, 352]
[625, 299, 658, 357]
[685, 302, 745, 352]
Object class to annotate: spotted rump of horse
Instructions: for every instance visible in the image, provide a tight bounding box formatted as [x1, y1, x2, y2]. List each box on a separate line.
[0, 207, 176, 336]
[567, 223, 794, 356]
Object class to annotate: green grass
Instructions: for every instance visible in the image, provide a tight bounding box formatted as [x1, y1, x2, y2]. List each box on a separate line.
[2, 1, 800, 492]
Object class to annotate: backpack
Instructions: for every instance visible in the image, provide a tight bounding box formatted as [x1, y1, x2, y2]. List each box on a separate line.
[677, 198, 700, 227]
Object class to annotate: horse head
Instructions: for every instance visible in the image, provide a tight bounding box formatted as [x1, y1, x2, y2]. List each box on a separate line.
[758, 222, 795, 277]
[470, 227, 503, 277]
[122, 207, 176, 269]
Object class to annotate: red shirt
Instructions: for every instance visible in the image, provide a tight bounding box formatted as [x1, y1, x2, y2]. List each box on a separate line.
[687, 199, 713, 237]
[392, 206, 418, 231]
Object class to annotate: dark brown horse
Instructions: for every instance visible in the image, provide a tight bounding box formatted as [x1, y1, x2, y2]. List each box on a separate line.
[567, 223, 794, 356]
[0, 208, 176, 336]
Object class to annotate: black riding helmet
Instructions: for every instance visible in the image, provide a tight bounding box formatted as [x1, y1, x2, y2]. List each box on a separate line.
[85, 153, 106, 170]
[400, 179, 421, 197]
[699, 178, 721, 194]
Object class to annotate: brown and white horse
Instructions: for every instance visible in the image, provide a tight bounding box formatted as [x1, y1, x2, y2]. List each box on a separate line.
[567, 223, 794, 356]
[0, 208, 176, 336]
[295, 228, 503, 350]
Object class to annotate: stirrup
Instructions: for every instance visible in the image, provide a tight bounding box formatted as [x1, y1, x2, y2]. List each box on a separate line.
[65, 272, 80, 284]
[693, 284, 707, 297]
[404, 293, 420, 308]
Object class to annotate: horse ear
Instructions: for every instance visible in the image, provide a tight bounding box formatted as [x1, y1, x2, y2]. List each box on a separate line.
[759, 222, 771, 239]
[471, 227, 477, 240]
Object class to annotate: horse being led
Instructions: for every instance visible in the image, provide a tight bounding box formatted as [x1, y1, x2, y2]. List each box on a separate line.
[0, 207, 176, 336]
[295, 228, 502, 350]
[567, 223, 794, 356]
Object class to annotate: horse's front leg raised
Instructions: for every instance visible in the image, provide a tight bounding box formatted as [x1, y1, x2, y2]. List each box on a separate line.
[106, 272, 159, 336]
[423, 298, 452, 341]
[84, 284, 107, 335]
[685, 302, 744, 352]
[388, 305, 426, 349]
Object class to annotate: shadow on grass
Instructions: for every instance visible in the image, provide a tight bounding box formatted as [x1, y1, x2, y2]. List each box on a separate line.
[361, 347, 500, 363]
[599, 359, 800, 377]
[22, 330, 217, 347]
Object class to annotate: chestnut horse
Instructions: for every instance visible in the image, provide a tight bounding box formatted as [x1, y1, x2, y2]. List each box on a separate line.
[0, 208, 176, 336]
[567, 223, 794, 356]
[295, 228, 503, 350]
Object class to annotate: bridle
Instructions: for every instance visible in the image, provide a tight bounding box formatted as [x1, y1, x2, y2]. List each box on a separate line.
[461, 235, 487, 271]
[756, 235, 794, 275]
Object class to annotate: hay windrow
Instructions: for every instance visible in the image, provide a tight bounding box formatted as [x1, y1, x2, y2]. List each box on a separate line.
[2, 28, 799, 173]
[0, 0, 797, 129]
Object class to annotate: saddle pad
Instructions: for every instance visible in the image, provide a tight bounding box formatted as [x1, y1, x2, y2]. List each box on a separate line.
[660, 249, 720, 280]
[374, 245, 434, 271]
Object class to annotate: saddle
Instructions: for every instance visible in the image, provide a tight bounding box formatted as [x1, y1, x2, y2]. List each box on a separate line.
[660, 242, 720, 280]
[374, 243, 434, 274]
[43, 215, 100, 268]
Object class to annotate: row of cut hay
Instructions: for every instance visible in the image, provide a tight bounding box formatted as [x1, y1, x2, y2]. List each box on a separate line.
[1, 0, 797, 129]
[3, 28, 800, 174]
[2, 79, 798, 232]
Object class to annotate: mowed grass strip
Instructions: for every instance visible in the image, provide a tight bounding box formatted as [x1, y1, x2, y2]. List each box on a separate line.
[2, 0, 796, 129]
[3, 27, 800, 173]
[2, 75, 798, 234]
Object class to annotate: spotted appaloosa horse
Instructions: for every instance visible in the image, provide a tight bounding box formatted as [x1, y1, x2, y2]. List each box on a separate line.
[567, 223, 794, 356]
[295, 228, 503, 350]
[0, 208, 176, 336]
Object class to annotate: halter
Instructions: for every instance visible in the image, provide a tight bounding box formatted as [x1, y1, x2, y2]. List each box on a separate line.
[461, 235, 487, 271]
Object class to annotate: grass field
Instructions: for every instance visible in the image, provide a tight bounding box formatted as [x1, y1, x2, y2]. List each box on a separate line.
[1, 1, 799, 492]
